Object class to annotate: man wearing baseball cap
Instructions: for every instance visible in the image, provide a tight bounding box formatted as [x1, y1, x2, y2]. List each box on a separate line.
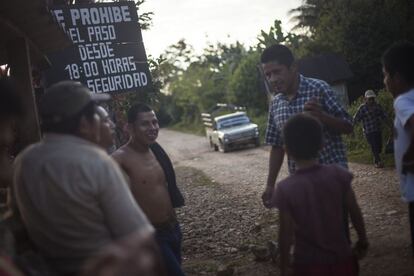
[353, 90, 391, 168]
[13, 81, 153, 275]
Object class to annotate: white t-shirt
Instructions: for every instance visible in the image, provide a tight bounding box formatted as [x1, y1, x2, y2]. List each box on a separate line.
[394, 89, 414, 202]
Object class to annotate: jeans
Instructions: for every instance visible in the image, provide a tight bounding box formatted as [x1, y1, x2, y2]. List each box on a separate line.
[155, 223, 185, 276]
[365, 131, 382, 163]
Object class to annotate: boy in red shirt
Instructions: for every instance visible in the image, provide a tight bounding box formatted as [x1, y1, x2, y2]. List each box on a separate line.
[271, 114, 369, 276]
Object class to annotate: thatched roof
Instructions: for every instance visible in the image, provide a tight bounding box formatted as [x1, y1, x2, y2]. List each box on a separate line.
[0, 0, 71, 67]
[297, 53, 353, 84]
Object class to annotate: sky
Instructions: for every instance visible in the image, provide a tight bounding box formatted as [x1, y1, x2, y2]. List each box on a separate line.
[139, 0, 302, 58]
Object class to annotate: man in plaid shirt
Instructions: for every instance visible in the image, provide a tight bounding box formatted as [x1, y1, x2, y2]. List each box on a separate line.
[261, 44, 353, 208]
[353, 90, 390, 168]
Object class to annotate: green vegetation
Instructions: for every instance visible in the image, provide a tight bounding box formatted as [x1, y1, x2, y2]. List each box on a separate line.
[169, 122, 205, 136]
[347, 149, 395, 167]
[182, 259, 218, 274]
[247, 112, 268, 143]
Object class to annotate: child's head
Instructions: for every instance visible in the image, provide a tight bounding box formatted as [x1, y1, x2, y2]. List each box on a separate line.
[283, 114, 323, 161]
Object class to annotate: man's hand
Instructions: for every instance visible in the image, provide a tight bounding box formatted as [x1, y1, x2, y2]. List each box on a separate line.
[352, 239, 369, 260]
[262, 185, 274, 208]
[304, 97, 353, 134]
[81, 230, 165, 276]
[304, 98, 325, 120]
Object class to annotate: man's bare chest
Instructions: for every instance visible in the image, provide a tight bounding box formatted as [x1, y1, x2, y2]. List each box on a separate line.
[125, 154, 166, 186]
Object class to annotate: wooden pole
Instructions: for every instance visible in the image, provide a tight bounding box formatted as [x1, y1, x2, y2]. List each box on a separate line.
[7, 38, 41, 150]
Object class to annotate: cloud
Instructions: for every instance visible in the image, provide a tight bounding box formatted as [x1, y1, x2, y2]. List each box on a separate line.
[141, 0, 301, 57]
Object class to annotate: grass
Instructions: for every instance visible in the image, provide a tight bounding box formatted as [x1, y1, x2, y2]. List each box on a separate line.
[175, 166, 218, 187]
[347, 149, 395, 167]
[182, 259, 218, 273]
[169, 122, 205, 136]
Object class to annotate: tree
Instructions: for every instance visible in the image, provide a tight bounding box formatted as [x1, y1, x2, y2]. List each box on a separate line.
[227, 51, 267, 113]
[154, 40, 251, 126]
[256, 19, 305, 58]
[289, 0, 414, 101]
[288, 0, 334, 35]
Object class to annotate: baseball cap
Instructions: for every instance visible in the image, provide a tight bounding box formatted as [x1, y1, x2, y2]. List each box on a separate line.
[364, 90, 376, 98]
[40, 81, 110, 123]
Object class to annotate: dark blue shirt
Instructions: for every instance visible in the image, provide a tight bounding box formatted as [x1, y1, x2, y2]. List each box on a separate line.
[353, 103, 387, 134]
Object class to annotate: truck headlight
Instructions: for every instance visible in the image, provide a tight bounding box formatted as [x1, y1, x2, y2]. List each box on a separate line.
[224, 134, 229, 142]
[254, 128, 259, 136]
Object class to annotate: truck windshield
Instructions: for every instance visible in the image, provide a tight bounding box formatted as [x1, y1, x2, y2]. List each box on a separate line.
[216, 115, 250, 129]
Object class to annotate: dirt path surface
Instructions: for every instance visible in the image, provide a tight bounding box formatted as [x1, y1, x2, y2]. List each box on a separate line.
[158, 129, 414, 276]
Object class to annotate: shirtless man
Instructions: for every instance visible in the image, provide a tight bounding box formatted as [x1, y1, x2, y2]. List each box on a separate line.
[112, 103, 185, 276]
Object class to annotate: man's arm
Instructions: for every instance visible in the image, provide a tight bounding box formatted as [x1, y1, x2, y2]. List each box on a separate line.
[395, 95, 414, 173]
[352, 106, 363, 125]
[279, 209, 294, 276]
[304, 82, 353, 134]
[304, 100, 353, 134]
[111, 149, 131, 180]
[319, 112, 353, 134]
[262, 146, 285, 208]
[346, 187, 369, 258]
[81, 230, 165, 276]
[378, 105, 393, 131]
[402, 115, 414, 173]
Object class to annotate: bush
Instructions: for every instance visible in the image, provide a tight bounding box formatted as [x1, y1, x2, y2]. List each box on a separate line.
[248, 111, 268, 143]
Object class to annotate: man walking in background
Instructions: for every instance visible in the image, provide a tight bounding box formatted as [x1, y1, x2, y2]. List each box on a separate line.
[353, 90, 390, 168]
[260, 44, 353, 208]
[112, 103, 185, 276]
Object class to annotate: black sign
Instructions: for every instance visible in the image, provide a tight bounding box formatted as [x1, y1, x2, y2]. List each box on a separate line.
[46, 2, 152, 94]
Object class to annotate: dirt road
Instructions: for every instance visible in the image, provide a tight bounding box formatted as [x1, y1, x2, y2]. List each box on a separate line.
[158, 129, 414, 276]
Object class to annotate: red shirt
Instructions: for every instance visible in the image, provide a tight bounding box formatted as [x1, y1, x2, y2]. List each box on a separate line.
[272, 164, 353, 264]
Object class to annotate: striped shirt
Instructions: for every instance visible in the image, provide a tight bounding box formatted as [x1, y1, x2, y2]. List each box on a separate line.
[353, 103, 387, 134]
[265, 75, 351, 173]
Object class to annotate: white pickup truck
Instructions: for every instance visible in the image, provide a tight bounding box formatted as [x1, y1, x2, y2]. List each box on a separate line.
[202, 106, 260, 152]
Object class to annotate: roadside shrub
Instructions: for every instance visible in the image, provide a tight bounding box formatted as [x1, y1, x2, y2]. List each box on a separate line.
[248, 112, 268, 143]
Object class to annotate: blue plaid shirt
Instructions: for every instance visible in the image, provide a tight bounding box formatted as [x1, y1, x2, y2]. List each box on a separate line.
[353, 103, 387, 134]
[265, 75, 351, 173]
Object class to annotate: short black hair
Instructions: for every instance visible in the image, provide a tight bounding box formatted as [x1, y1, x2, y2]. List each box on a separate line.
[260, 44, 294, 67]
[382, 41, 414, 85]
[127, 103, 153, 123]
[283, 114, 323, 160]
[0, 77, 23, 120]
[41, 101, 97, 134]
